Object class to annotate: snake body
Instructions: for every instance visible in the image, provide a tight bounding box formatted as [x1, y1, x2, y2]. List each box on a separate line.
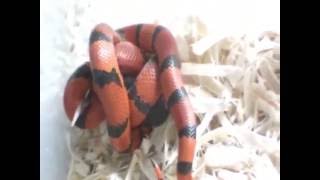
[63, 23, 197, 180]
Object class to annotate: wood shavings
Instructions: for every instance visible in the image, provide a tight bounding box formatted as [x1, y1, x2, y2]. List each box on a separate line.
[215, 169, 249, 180]
[181, 63, 243, 77]
[137, 151, 158, 180]
[191, 34, 223, 56]
[204, 145, 251, 171]
[75, 162, 91, 177]
[61, 1, 280, 179]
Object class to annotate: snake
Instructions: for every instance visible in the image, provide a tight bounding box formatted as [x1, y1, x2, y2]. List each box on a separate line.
[63, 23, 197, 180]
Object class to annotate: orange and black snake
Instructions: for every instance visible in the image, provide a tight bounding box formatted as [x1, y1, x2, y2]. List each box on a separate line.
[63, 23, 197, 180]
